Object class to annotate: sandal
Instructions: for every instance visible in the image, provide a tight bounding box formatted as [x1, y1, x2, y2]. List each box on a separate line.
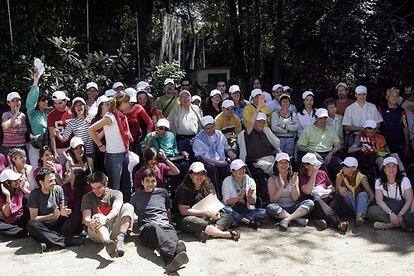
[229, 230, 240, 241]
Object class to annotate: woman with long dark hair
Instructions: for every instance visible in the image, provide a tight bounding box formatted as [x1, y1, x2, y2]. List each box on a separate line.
[297, 91, 316, 135]
[65, 137, 93, 176]
[175, 162, 240, 242]
[33, 145, 63, 186]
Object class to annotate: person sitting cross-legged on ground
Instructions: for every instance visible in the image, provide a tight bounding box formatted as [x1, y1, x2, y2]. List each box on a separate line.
[368, 157, 413, 230]
[130, 169, 189, 273]
[174, 162, 240, 242]
[27, 167, 84, 252]
[0, 169, 30, 238]
[81, 171, 134, 258]
[222, 159, 267, 230]
[298, 153, 349, 232]
[266, 153, 314, 230]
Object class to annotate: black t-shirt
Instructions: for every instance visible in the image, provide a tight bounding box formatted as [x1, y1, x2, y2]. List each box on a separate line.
[174, 184, 215, 213]
[244, 129, 275, 162]
[130, 188, 171, 228]
[28, 186, 65, 216]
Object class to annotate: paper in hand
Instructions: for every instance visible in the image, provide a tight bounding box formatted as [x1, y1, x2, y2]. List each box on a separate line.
[192, 194, 224, 213]
[34, 58, 45, 76]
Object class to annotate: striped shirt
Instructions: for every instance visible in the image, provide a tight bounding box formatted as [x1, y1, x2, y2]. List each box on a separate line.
[62, 117, 94, 155]
[1, 111, 27, 147]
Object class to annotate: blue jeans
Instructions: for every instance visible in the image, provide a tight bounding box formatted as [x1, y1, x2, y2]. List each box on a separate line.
[266, 199, 314, 217]
[344, 191, 369, 214]
[222, 206, 267, 225]
[105, 152, 132, 202]
[279, 137, 295, 157]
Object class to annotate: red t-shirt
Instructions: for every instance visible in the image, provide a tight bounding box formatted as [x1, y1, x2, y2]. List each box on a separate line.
[134, 163, 170, 190]
[47, 107, 74, 148]
[336, 98, 355, 116]
[299, 170, 332, 200]
[124, 105, 154, 140]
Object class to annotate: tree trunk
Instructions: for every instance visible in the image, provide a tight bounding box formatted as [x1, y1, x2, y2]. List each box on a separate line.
[136, 0, 154, 77]
[272, 0, 283, 83]
[253, 0, 261, 79]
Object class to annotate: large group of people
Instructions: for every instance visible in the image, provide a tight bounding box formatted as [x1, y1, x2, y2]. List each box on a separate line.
[1, 69, 414, 273]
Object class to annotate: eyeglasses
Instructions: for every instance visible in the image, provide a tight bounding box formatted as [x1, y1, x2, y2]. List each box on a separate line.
[158, 127, 169, 131]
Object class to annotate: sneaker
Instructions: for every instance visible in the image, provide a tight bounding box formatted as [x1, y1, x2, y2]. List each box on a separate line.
[338, 221, 349, 232]
[355, 213, 365, 226]
[280, 218, 289, 230]
[295, 218, 309, 226]
[373, 221, 388, 230]
[195, 231, 209, 243]
[165, 252, 189, 273]
[176, 240, 186, 254]
[105, 240, 118, 258]
[116, 240, 125, 257]
[314, 219, 328, 230]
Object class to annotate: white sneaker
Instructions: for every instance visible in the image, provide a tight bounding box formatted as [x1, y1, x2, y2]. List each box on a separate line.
[280, 218, 289, 230]
[294, 218, 309, 226]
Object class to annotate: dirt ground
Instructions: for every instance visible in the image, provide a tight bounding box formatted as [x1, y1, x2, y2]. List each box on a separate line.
[1, 221, 414, 276]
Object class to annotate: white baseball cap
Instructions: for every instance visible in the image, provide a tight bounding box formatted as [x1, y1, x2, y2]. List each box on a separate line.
[112, 82, 124, 90]
[210, 89, 221, 97]
[230, 159, 247, 171]
[278, 94, 291, 102]
[72, 97, 86, 105]
[191, 95, 201, 103]
[355, 85, 367, 94]
[272, 84, 283, 91]
[164, 78, 175, 86]
[125, 87, 137, 103]
[341, 157, 358, 167]
[315, 108, 329, 118]
[96, 95, 111, 107]
[52, 91, 69, 101]
[86, 82, 98, 91]
[156, 118, 170, 129]
[301, 153, 322, 166]
[302, 91, 314, 100]
[383, 157, 398, 167]
[105, 89, 117, 97]
[335, 82, 348, 90]
[363, 120, 377, 129]
[229, 85, 241, 94]
[201, 116, 215, 127]
[70, 136, 84, 149]
[251, 88, 263, 98]
[275, 152, 290, 162]
[189, 162, 206, 173]
[6, 92, 21, 102]
[283, 86, 292, 92]
[222, 100, 235, 109]
[256, 112, 267, 121]
[0, 168, 22, 182]
[179, 90, 191, 97]
[136, 81, 150, 91]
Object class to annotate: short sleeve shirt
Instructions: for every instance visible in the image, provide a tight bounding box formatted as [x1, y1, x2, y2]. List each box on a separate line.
[375, 177, 412, 201]
[47, 107, 73, 148]
[81, 189, 123, 216]
[28, 186, 65, 216]
[134, 163, 170, 190]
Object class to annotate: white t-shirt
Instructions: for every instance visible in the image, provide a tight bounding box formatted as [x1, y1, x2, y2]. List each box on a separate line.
[297, 109, 315, 135]
[221, 175, 257, 209]
[342, 101, 383, 129]
[374, 177, 412, 201]
[103, 112, 126, 153]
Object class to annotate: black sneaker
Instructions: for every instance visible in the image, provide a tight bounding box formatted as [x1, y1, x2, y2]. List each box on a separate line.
[249, 220, 260, 230]
[105, 240, 118, 258]
[195, 231, 209, 243]
[165, 252, 189, 273]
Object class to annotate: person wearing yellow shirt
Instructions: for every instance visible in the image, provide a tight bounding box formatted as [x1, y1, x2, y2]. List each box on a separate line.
[215, 100, 242, 153]
[242, 89, 271, 129]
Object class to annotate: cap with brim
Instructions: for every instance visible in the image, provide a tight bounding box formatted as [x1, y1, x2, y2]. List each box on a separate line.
[283, 86, 292, 92]
[341, 157, 358, 167]
[136, 81, 150, 91]
[86, 82, 98, 91]
[230, 159, 247, 170]
[275, 152, 290, 162]
[229, 85, 241, 94]
[0, 168, 22, 182]
[112, 82, 124, 90]
[189, 162, 206, 173]
[7, 92, 21, 102]
[251, 89, 263, 98]
[315, 108, 329, 118]
[125, 88, 137, 103]
[278, 94, 291, 102]
[96, 95, 111, 107]
[272, 84, 283, 91]
[222, 100, 235, 109]
[363, 120, 377, 129]
[301, 153, 322, 166]
[355, 85, 367, 94]
[52, 91, 69, 101]
[72, 97, 86, 105]
[179, 90, 191, 97]
[256, 112, 267, 121]
[302, 91, 314, 100]
[70, 137, 84, 149]
[105, 89, 117, 97]
[156, 118, 170, 129]
[191, 95, 201, 102]
[383, 157, 398, 167]
[210, 89, 221, 97]
[335, 82, 348, 90]
[201, 116, 215, 127]
[164, 78, 175, 86]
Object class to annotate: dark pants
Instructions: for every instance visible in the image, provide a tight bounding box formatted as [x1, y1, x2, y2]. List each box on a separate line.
[0, 206, 30, 238]
[93, 147, 107, 175]
[139, 222, 179, 261]
[27, 212, 82, 247]
[297, 151, 342, 181]
[204, 163, 230, 199]
[176, 135, 195, 157]
[167, 159, 189, 199]
[310, 199, 341, 228]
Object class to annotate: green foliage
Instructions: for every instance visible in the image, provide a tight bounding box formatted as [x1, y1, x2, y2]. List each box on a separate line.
[147, 60, 186, 97]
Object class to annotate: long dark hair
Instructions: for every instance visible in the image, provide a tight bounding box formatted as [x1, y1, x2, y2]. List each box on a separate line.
[137, 91, 152, 114]
[179, 170, 215, 197]
[273, 160, 293, 181]
[38, 145, 56, 166]
[70, 166, 89, 200]
[379, 165, 404, 193]
[66, 146, 91, 175]
[0, 180, 19, 200]
[143, 148, 158, 167]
